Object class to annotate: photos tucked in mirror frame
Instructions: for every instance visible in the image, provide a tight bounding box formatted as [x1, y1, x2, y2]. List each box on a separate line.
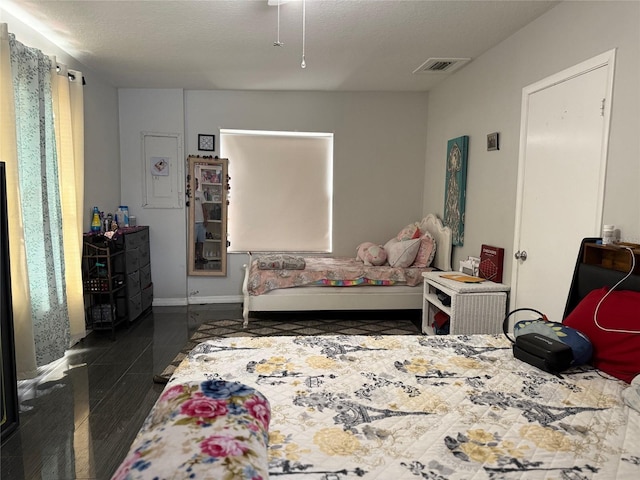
[187, 156, 229, 276]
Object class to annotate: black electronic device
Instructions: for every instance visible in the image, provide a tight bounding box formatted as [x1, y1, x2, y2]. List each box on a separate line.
[512, 333, 573, 373]
[436, 289, 451, 306]
[503, 308, 576, 375]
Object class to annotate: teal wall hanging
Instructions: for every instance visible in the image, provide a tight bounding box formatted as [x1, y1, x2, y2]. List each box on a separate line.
[444, 135, 468, 246]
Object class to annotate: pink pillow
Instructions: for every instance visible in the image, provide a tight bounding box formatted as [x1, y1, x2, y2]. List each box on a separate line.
[356, 242, 387, 266]
[412, 232, 437, 267]
[563, 287, 640, 383]
[384, 238, 421, 268]
[396, 223, 421, 241]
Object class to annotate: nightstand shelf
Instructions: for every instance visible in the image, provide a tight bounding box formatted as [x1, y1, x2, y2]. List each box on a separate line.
[422, 271, 510, 335]
[582, 242, 640, 274]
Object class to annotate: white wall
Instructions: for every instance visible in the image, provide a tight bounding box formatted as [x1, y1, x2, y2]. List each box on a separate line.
[11, 0, 638, 306]
[1, 9, 121, 230]
[422, 0, 640, 284]
[119, 90, 429, 304]
[117, 89, 186, 302]
[82, 81, 120, 227]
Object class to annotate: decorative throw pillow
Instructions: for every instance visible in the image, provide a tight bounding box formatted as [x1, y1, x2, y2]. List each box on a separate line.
[396, 223, 421, 241]
[412, 232, 437, 268]
[356, 242, 387, 266]
[111, 380, 271, 480]
[563, 287, 640, 383]
[257, 254, 306, 270]
[384, 238, 421, 268]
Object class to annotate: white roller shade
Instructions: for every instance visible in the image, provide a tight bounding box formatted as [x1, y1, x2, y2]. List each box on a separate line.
[221, 129, 333, 252]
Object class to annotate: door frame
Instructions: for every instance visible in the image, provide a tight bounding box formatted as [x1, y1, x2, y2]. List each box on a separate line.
[510, 49, 616, 311]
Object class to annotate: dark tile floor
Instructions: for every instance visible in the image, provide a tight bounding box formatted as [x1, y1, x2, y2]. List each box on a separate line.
[0, 305, 421, 480]
[0, 304, 243, 480]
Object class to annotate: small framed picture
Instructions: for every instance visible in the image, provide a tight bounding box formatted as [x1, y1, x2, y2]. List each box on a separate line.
[487, 132, 499, 151]
[198, 134, 215, 152]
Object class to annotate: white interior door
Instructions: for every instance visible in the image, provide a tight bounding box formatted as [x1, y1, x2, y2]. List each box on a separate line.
[511, 51, 615, 322]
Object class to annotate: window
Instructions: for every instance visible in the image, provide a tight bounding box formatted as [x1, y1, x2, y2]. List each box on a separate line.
[220, 129, 333, 252]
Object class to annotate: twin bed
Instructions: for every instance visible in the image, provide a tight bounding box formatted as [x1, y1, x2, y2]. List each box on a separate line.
[113, 234, 640, 479]
[241, 214, 453, 325]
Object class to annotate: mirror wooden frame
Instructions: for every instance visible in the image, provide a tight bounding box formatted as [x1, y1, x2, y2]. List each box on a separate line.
[187, 156, 229, 276]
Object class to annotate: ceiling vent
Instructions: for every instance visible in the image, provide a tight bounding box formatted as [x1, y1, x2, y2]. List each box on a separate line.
[413, 58, 471, 74]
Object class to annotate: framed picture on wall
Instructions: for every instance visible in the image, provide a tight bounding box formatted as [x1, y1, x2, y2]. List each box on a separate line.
[198, 134, 215, 152]
[444, 135, 469, 246]
[487, 132, 499, 151]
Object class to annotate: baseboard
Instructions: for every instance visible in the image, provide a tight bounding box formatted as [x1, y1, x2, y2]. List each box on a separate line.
[152, 295, 243, 307]
[152, 298, 188, 306]
[188, 295, 243, 305]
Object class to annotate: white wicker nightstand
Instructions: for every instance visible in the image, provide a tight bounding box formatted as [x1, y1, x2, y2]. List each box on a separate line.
[422, 271, 510, 335]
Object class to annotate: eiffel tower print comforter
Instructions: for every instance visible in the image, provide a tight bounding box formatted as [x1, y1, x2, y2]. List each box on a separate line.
[117, 334, 640, 479]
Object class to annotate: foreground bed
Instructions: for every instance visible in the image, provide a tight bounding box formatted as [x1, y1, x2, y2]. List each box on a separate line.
[116, 333, 640, 479]
[242, 214, 453, 324]
[115, 239, 640, 479]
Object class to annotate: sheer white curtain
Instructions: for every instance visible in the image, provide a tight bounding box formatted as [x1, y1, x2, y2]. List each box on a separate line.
[0, 23, 36, 376]
[0, 23, 85, 377]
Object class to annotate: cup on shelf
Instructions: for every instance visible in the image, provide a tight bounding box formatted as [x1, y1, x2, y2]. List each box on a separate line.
[602, 225, 615, 245]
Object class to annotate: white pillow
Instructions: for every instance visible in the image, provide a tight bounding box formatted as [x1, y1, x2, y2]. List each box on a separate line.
[384, 238, 421, 268]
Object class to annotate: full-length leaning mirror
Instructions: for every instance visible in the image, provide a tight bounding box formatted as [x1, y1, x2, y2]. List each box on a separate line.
[187, 156, 229, 276]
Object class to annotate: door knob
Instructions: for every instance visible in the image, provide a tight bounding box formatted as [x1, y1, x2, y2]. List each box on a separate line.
[514, 250, 528, 261]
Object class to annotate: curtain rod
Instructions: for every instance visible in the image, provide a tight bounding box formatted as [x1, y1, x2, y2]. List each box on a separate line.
[2, 24, 88, 87]
[55, 64, 86, 85]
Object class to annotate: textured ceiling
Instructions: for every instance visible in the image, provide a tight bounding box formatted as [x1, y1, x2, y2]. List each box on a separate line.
[3, 0, 558, 91]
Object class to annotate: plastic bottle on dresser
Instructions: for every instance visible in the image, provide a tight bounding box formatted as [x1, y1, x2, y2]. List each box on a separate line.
[602, 225, 615, 245]
[116, 206, 130, 228]
[90, 207, 101, 232]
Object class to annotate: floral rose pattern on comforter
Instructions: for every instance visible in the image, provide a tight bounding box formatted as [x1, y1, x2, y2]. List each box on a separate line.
[247, 256, 432, 295]
[111, 380, 270, 480]
[167, 334, 640, 479]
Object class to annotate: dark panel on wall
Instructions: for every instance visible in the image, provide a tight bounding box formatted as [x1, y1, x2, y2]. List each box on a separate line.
[1, 161, 18, 442]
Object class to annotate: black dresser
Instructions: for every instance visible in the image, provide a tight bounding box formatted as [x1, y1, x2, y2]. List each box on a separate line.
[116, 226, 153, 322]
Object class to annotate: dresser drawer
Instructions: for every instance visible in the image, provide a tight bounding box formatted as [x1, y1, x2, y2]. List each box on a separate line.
[141, 283, 153, 311]
[139, 242, 150, 267]
[140, 264, 152, 289]
[127, 270, 140, 296]
[128, 293, 142, 321]
[125, 248, 140, 272]
[125, 228, 145, 250]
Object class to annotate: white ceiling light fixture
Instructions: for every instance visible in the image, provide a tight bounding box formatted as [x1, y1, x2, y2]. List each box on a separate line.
[273, 0, 284, 47]
[301, 0, 306, 69]
[268, 0, 307, 69]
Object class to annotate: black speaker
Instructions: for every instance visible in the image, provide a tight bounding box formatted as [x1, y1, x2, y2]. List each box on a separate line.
[513, 333, 573, 374]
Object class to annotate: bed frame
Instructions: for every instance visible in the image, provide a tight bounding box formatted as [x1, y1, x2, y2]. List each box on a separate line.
[564, 237, 640, 317]
[242, 214, 452, 324]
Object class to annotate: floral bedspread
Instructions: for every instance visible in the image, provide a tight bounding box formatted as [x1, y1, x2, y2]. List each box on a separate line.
[247, 257, 432, 296]
[111, 380, 271, 480]
[163, 334, 640, 479]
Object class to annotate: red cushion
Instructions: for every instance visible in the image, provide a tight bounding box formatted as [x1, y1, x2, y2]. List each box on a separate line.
[563, 287, 640, 383]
